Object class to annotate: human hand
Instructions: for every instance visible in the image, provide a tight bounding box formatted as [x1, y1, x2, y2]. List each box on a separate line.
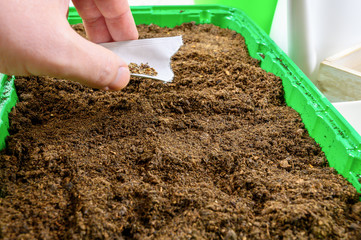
[0, 0, 138, 90]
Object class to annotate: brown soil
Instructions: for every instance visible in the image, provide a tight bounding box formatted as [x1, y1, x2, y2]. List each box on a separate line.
[1, 23, 360, 240]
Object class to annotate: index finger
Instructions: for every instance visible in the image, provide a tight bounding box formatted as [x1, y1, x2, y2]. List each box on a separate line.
[94, 0, 138, 41]
[73, 0, 138, 42]
[72, 0, 113, 43]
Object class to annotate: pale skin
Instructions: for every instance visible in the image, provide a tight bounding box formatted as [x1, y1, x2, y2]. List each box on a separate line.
[0, 0, 138, 90]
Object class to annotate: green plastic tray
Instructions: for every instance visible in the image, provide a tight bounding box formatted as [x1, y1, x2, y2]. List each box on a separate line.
[193, 0, 278, 34]
[2, 5, 361, 193]
[0, 74, 17, 150]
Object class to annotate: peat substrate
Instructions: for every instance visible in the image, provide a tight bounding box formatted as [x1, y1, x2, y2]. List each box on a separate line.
[1, 23, 361, 239]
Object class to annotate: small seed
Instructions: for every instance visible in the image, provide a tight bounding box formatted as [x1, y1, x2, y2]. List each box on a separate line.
[129, 62, 158, 76]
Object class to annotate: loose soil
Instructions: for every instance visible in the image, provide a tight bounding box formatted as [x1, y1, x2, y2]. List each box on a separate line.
[1, 23, 360, 240]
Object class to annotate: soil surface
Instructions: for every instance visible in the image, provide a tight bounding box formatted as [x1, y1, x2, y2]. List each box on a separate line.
[1, 23, 361, 240]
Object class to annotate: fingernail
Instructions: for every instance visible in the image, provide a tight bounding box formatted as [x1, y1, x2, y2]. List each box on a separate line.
[107, 67, 130, 91]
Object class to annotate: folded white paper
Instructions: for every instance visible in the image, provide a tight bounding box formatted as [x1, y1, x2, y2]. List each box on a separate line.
[100, 36, 183, 82]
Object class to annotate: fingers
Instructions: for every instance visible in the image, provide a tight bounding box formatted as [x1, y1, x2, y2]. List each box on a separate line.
[0, 3, 130, 90]
[72, 0, 113, 43]
[72, 0, 138, 43]
[0, 0, 132, 90]
[51, 27, 131, 90]
[93, 0, 138, 41]
[20, 23, 130, 90]
[67, 0, 134, 89]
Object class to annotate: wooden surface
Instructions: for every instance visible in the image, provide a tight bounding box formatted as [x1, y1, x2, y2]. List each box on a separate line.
[318, 44, 361, 102]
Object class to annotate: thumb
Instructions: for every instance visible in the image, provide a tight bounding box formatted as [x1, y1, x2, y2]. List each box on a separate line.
[56, 26, 130, 90]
